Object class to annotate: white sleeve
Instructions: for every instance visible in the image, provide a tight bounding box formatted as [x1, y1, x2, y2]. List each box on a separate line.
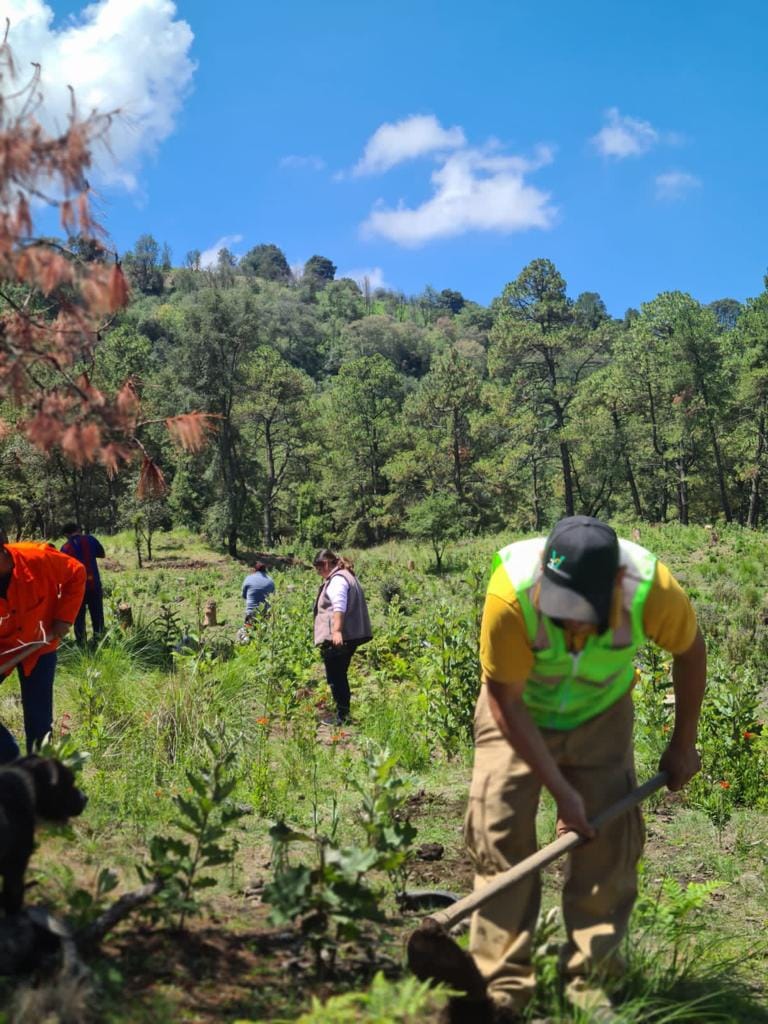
[325, 574, 349, 613]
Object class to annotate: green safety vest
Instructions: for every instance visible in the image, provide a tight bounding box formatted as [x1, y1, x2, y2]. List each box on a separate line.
[492, 537, 657, 730]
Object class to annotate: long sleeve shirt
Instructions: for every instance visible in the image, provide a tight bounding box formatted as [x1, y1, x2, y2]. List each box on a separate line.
[0, 543, 86, 674]
[60, 533, 105, 593]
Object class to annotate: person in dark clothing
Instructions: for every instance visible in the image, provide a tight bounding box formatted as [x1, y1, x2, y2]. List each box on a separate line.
[60, 523, 106, 645]
[313, 548, 372, 726]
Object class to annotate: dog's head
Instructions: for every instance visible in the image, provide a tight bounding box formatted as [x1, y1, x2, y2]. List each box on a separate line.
[13, 756, 88, 822]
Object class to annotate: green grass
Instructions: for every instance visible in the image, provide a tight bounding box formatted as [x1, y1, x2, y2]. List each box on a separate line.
[1, 523, 765, 1021]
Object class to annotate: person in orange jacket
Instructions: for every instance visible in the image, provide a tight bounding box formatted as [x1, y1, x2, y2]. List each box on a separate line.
[0, 532, 85, 763]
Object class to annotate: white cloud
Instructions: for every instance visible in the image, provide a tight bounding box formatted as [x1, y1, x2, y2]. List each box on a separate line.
[655, 171, 702, 200]
[280, 155, 326, 171]
[200, 235, 243, 268]
[5, 0, 195, 190]
[339, 267, 387, 291]
[591, 107, 659, 159]
[351, 114, 465, 176]
[362, 145, 556, 247]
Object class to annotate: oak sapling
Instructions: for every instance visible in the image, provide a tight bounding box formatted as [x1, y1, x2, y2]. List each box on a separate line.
[138, 724, 246, 931]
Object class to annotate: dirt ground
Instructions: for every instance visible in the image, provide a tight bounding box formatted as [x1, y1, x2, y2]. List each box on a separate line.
[1, 793, 766, 1024]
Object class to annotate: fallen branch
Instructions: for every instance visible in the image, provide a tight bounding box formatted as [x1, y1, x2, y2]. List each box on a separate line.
[77, 879, 163, 951]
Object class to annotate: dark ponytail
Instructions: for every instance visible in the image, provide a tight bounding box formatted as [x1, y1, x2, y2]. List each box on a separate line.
[313, 548, 354, 573]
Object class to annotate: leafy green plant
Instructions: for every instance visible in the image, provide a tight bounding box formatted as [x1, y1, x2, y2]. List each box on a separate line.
[631, 870, 726, 981]
[418, 603, 478, 757]
[353, 744, 417, 902]
[45, 864, 120, 931]
[138, 724, 246, 930]
[36, 733, 91, 774]
[74, 665, 108, 750]
[529, 906, 562, 1011]
[263, 812, 384, 973]
[252, 591, 318, 723]
[268, 970, 449, 1023]
[151, 602, 184, 666]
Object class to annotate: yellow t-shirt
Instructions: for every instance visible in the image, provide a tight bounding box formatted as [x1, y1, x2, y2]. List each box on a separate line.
[480, 558, 698, 694]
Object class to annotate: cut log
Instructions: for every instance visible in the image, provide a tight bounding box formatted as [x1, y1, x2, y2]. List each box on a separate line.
[117, 602, 133, 628]
[203, 599, 217, 627]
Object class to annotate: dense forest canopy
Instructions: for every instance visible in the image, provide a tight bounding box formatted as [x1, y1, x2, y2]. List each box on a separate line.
[2, 232, 767, 554]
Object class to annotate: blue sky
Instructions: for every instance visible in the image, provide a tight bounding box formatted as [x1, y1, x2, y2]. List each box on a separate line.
[9, 0, 768, 315]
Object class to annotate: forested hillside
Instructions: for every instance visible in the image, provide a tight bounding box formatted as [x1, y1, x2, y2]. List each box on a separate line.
[3, 235, 767, 551]
[1, 29, 768, 1015]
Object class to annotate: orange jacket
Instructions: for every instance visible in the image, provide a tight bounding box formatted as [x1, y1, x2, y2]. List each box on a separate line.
[0, 543, 86, 674]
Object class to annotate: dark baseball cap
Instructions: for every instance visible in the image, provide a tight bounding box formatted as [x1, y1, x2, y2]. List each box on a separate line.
[538, 516, 619, 627]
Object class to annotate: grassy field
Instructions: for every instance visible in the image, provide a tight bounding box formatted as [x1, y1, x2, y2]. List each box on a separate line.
[0, 523, 766, 1023]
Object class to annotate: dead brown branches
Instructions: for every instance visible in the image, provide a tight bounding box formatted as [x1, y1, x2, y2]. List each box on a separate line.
[0, 29, 210, 489]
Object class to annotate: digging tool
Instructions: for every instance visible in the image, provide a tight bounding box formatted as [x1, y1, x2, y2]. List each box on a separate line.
[407, 771, 668, 997]
[0, 640, 47, 676]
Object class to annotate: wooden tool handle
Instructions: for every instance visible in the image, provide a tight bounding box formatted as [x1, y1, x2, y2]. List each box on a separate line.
[428, 771, 667, 930]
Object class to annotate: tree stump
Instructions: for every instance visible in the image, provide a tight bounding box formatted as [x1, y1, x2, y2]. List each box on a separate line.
[116, 602, 133, 629]
[203, 599, 217, 627]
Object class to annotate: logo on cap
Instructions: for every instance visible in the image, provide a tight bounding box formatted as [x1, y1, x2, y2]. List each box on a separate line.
[546, 549, 569, 576]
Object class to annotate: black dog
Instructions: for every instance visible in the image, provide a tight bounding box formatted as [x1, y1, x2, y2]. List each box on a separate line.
[0, 756, 88, 915]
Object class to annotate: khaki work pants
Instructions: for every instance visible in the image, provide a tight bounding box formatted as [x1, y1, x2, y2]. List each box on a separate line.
[463, 688, 645, 1011]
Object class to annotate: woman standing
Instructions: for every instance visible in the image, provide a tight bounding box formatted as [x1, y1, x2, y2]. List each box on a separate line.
[313, 549, 372, 725]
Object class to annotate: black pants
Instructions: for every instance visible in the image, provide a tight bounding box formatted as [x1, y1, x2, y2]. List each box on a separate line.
[321, 643, 357, 721]
[75, 588, 105, 645]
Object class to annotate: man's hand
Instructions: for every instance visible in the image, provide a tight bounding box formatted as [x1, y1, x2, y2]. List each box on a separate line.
[659, 741, 701, 791]
[331, 629, 344, 647]
[664, 629, 705, 792]
[50, 619, 73, 640]
[554, 784, 596, 839]
[486, 682, 596, 839]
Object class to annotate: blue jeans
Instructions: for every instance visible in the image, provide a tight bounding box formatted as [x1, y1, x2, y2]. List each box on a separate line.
[0, 651, 56, 763]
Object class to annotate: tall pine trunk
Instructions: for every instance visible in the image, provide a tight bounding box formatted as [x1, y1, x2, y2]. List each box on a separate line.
[263, 422, 276, 548]
[611, 410, 643, 519]
[531, 457, 543, 531]
[747, 412, 765, 528]
[705, 414, 732, 522]
[676, 454, 689, 525]
[560, 440, 574, 517]
[227, 525, 238, 558]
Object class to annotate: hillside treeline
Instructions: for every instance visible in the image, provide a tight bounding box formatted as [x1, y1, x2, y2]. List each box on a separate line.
[2, 236, 767, 553]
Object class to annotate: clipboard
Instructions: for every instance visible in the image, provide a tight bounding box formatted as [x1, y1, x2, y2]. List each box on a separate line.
[0, 640, 48, 676]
